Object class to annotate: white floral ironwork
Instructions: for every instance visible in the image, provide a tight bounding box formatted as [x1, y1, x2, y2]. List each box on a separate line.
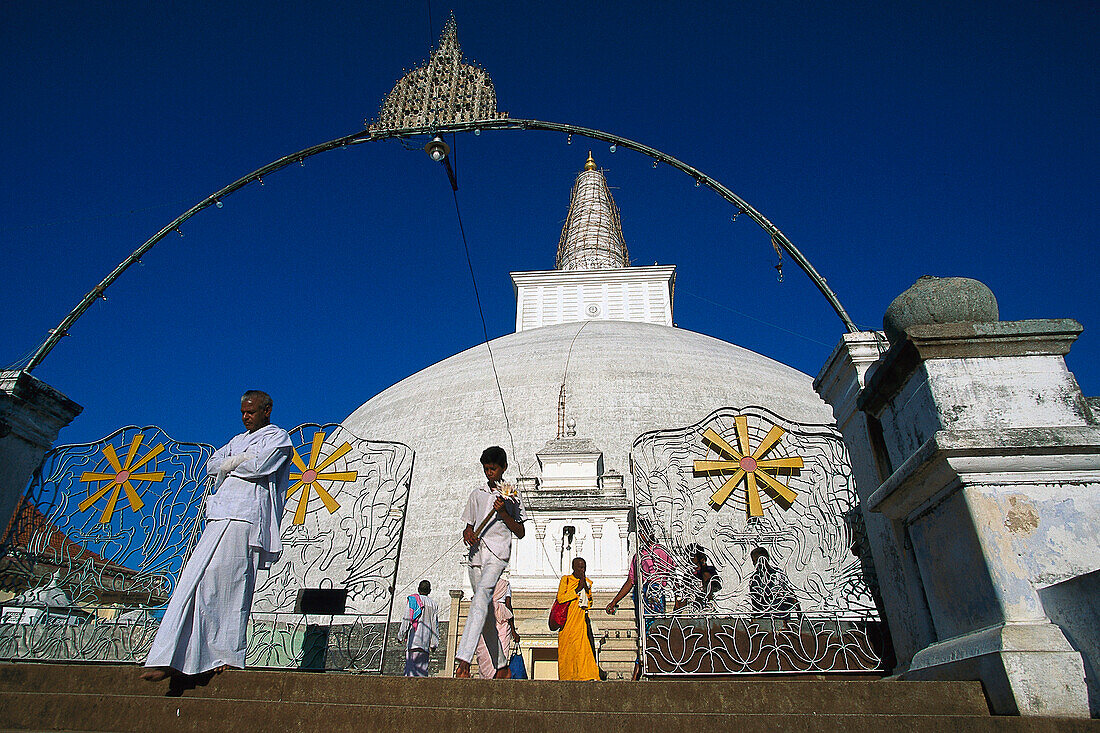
[0, 426, 212, 609]
[0, 423, 413, 672]
[630, 406, 887, 674]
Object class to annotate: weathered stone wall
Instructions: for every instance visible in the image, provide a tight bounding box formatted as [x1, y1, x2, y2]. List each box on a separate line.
[875, 353, 1091, 469]
[816, 290, 1097, 717]
[814, 333, 936, 670]
[0, 370, 82, 537]
[1039, 570, 1100, 716]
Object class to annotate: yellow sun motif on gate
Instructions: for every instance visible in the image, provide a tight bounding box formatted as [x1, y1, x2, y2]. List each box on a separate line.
[78, 434, 166, 523]
[286, 432, 358, 525]
[693, 416, 803, 517]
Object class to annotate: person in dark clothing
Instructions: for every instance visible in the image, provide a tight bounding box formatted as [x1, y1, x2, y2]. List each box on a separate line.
[748, 547, 800, 618]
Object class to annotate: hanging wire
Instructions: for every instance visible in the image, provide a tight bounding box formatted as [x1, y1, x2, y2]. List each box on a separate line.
[680, 289, 833, 347]
[440, 143, 569, 579]
[399, 143, 577, 596]
[4, 342, 46, 371]
[450, 131, 457, 183]
[446, 171, 521, 476]
[394, 537, 466, 596]
[21, 118, 859, 375]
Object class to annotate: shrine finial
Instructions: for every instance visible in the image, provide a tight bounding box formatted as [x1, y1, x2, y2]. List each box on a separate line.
[369, 14, 508, 131]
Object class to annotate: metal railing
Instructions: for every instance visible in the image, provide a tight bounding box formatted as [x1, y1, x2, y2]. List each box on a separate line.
[0, 424, 413, 674]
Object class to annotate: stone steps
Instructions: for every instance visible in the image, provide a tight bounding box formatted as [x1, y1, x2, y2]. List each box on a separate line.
[2, 663, 1097, 732]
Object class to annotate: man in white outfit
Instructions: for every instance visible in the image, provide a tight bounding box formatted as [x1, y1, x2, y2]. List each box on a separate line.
[453, 446, 526, 678]
[399, 579, 440, 677]
[141, 390, 291, 681]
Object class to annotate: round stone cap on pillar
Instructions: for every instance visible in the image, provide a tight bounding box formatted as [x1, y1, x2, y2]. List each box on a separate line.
[883, 276, 999, 343]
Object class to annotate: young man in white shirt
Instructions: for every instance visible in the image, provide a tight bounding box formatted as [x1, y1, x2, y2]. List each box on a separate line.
[454, 446, 526, 678]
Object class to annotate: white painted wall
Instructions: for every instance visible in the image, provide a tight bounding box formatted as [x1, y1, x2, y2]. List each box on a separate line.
[512, 266, 675, 332]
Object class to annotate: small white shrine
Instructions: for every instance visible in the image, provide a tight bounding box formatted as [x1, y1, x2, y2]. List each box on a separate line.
[509, 422, 630, 593]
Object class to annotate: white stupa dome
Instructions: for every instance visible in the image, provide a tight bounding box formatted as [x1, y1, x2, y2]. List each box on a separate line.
[342, 319, 832, 612]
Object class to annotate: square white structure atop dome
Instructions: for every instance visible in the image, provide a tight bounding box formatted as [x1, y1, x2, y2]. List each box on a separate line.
[511, 265, 676, 333]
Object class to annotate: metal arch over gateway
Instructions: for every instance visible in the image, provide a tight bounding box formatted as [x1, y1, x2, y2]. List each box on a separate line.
[19, 13, 857, 375]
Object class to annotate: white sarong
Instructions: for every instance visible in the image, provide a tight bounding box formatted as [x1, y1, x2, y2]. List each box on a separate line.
[145, 519, 258, 675]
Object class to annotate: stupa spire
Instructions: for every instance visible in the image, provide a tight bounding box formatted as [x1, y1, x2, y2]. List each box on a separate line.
[555, 153, 629, 270]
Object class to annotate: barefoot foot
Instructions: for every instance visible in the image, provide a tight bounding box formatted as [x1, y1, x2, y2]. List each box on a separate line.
[140, 667, 171, 682]
[211, 664, 242, 674]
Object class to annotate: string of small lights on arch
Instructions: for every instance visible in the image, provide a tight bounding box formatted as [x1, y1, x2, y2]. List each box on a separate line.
[18, 16, 858, 373]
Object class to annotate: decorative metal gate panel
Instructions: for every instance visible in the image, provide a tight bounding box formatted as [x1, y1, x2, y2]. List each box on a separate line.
[0, 426, 213, 663]
[630, 406, 887, 675]
[0, 423, 413, 673]
[248, 423, 414, 673]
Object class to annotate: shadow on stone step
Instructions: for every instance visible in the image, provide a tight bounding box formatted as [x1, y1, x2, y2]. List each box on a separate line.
[164, 669, 218, 697]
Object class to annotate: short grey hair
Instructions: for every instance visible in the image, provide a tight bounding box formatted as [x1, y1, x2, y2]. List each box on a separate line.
[241, 390, 273, 410]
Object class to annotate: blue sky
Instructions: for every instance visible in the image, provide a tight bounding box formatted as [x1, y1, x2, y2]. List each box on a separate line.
[3, 1, 1096, 449]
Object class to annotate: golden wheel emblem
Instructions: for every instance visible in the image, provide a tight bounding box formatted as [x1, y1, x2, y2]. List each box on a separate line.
[79, 434, 165, 523]
[287, 431, 358, 525]
[693, 416, 803, 516]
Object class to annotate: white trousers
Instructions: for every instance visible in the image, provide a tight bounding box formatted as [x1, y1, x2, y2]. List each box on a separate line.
[455, 554, 507, 669]
[145, 519, 258, 675]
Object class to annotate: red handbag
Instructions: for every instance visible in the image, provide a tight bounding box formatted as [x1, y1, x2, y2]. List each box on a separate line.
[548, 599, 569, 631]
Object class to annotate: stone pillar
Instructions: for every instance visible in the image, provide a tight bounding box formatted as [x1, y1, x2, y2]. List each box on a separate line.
[818, 277, 1094, 717]
[598, 471, 623, 495]
[534, 521, 548, 575]
[445, 589, 463, 677]
[814, 333, 936, 671]
[0, 370, 82, 535]
[516, 476, 539, 496]
[591, 522, 603, 572]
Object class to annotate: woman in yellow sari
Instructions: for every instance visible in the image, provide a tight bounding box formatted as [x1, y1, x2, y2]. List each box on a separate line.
[556, 557, 600, 681]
